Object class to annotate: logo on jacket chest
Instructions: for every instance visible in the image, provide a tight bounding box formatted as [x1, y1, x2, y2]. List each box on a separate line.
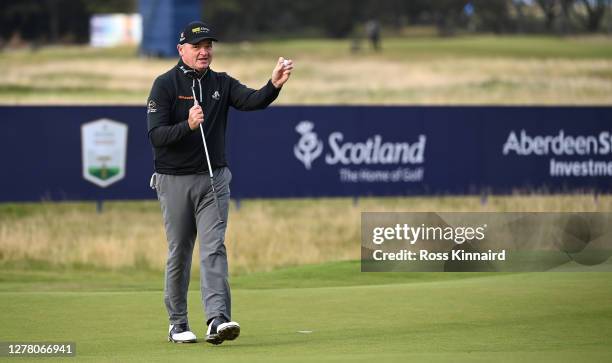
[178, 92, 219, 102]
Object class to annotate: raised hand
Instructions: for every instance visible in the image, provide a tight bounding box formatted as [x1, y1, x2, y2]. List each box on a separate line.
[271, 57, 294, 88]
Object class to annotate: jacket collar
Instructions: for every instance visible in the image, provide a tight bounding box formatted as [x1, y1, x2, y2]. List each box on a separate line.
[177, 59, 208, 80]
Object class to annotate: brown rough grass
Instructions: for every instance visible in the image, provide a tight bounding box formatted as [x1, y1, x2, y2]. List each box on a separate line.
[1, 195, 610, 273]
[1, 40, 611, 105]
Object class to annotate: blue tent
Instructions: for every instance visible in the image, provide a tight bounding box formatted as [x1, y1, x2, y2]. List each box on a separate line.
[139, 0, 202, 58]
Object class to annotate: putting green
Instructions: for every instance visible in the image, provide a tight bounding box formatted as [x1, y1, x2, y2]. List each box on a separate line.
[1, 261, 611, 362]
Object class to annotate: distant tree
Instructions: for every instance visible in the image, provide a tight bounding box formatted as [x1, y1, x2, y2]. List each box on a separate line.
[536, 0, 559, 31]
[310, 0, 359, 38]
[83, 0, 135, 13]
[0, 0, 136, 45]
[402, 0, 433, 24]
[578, 0, 610, 32]
[472, 0, 513, 33]
[559, 0, 576, 33]
[205, 0, 362, 40]
[511, 0, 528, 33]
[429, 0, 470, 36]
[202, 0, 242, 39]
[0, 1, 44, 43]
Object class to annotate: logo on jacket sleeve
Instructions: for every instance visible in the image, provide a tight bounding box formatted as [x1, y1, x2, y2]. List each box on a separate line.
[147, 100, 157, 113]
[212, 91, 220, 100]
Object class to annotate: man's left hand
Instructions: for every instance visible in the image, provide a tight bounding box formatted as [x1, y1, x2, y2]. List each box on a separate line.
[271, 57, 294, 89]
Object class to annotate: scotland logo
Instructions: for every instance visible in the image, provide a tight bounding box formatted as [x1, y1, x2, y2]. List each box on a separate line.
[294, 121, 323, 170]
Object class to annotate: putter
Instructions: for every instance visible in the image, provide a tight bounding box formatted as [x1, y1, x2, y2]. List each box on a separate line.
[191, 82, 223, 223]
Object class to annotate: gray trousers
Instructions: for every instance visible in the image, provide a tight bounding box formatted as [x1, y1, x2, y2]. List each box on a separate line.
[151, 167, 232, 325]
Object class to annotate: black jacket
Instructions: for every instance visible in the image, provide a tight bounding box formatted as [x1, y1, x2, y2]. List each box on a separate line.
[147, 59, 281, 174]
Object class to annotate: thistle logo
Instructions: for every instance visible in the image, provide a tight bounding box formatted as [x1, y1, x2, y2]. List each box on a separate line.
[294, 121, 323, 170]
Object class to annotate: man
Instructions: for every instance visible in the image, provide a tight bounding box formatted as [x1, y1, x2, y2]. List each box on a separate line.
[147, 21, 293, 345]
[365, 19, 381, 51]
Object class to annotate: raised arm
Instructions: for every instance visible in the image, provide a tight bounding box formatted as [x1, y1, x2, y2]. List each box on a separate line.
[229, 57, 294, 111]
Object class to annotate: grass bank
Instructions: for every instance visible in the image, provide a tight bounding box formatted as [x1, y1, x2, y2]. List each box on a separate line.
[1, 195, 610, 273]
[1, 36, 611, 105]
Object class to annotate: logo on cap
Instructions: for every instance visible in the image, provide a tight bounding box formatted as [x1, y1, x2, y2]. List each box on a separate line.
[192, 27, 210, 34]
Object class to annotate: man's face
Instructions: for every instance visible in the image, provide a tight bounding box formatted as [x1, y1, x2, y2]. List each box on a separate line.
[178, 39, 214, 72]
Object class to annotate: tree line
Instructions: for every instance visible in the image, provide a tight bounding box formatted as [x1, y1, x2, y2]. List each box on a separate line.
[1, 0, 610, 45]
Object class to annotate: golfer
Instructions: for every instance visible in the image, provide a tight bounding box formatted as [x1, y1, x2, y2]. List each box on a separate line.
[147, 21, 293, 344]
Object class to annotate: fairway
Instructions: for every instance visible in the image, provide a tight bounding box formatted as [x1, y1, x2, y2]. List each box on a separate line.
[2, 261, 611, 362]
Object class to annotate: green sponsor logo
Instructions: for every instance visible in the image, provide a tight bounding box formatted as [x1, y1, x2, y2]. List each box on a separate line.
[88, 167, 120, 181]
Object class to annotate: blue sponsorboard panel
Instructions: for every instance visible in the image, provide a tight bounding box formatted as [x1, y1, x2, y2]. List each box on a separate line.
[0, 106, 610, 202]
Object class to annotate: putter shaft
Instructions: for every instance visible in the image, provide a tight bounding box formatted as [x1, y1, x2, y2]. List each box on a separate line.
[191, 84, 223, 222]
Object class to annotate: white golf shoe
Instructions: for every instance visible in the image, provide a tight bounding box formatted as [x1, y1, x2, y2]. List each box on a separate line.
[206, 317, 240, 345]
[168, 323, 197, 343]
